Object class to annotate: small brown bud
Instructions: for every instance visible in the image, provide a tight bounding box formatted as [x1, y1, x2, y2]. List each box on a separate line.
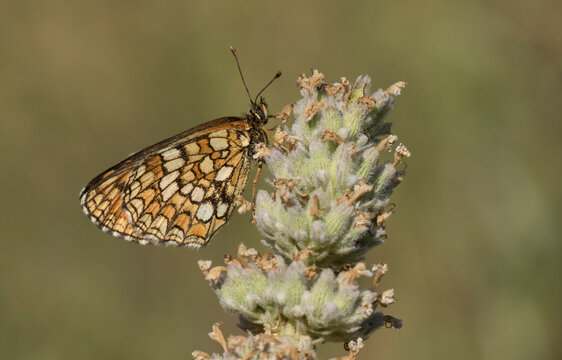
[275, 103, 294, 122]
[208, 322, 227, 351]
[322, 129, 344, 144]
[304, 102, 324, 121]
[384, 81, 407, 96]
[309, 195, 322, 218]
[356, 95, 376, 109]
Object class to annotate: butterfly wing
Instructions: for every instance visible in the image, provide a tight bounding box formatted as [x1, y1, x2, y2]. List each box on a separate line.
[80, 117, 256, 247]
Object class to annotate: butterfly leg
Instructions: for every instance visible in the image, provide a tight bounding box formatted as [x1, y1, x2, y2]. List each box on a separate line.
[251, 160, 263, 224]
[261, 126, 289, 151]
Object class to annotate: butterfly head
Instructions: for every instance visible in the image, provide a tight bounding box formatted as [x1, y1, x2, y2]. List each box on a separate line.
[249, 97, 269, 125]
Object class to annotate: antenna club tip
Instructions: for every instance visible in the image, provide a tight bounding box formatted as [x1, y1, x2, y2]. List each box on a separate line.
[275, 71, 282, 78]
[229, 45, 237, 55]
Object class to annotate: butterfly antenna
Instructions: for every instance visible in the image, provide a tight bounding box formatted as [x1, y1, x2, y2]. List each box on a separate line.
[254, 71, 282, 104]
[230, 46, 254, 104]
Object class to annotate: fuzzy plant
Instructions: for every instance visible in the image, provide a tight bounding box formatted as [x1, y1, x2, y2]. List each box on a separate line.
[194, 71, 409, 360]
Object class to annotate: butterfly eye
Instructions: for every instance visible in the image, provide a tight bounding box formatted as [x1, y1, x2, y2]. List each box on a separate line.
[250, 104, 268, 124]
[249, 107, 260, 120]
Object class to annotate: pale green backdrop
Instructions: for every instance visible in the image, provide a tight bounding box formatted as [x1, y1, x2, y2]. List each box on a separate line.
[1, 1, 560, 359]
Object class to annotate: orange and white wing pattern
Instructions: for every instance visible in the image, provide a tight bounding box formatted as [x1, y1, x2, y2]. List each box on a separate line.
[80, 117, 260, 247]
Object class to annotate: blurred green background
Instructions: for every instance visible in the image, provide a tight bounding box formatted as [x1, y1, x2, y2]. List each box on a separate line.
[1, 1, 560, 359]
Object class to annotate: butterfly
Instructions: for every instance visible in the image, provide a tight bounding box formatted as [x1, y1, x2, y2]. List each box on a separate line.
[80, 47, 281, 247]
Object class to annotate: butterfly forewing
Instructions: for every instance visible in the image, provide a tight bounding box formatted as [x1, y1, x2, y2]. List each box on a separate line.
[80, 117, 259, 247]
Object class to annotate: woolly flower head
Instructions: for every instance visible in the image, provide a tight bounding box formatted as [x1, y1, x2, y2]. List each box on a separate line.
[195, 71, 408, 359]
[198, 245, 400, 344]
[255, 71, 409, 267]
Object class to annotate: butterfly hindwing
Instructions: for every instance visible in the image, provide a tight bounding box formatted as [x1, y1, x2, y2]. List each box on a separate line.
[80, 117, 256, 247]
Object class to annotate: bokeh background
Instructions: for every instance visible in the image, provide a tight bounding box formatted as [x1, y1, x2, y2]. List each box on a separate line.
[1, 1, 560, 359]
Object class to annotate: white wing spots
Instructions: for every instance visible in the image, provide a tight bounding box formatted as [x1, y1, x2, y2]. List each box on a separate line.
[181, 183, 194, 195]
[200, 156, 214, 174]
[215, 166, 234, 181]
[189, 154, 205, 162]
[133, 165, 147, 179]
[191, 186, 205, 202]
[128, 181, 141, 199]
[164, 157, 185, 172]
[213, 129, 228, 137]
[161, 148, 180, 160]
[153, 215, 168, 236]
[159, 171, 179, 190]
[161, 181, 179, 201]
[184, 142, 200, 155]
[129, 198, 144, 217]
[239, 134, 250, 147]
[196, 202, 214, 222]
[166, 227, 184, 243]
[216, 201, 229, 218]
[210, 137, 228, 151]
[138, 213, 153, 230]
